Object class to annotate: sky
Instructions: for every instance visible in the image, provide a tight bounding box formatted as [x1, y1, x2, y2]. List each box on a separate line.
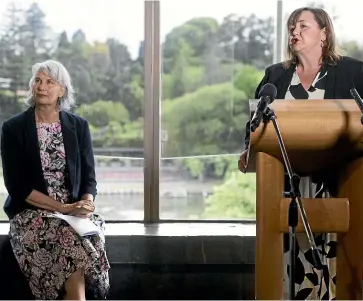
[0, 0, 360, 58]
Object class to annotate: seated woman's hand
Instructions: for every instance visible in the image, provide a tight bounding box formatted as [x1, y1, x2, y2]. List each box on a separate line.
[58, 200, 95, 218]
[69, 200, 95, 218]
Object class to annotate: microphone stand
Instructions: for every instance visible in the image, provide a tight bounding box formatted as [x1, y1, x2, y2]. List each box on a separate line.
[261, 107, 323, 300]
[350, 88, 363, 125]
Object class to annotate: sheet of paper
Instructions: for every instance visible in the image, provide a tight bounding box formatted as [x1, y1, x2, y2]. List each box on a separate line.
[51, 212, 102, 236]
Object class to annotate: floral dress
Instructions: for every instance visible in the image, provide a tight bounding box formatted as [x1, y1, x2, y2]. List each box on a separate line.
[8, 121, 110, 300]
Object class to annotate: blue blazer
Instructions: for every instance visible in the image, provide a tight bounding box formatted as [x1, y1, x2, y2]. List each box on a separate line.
[0, 107, 97, 219]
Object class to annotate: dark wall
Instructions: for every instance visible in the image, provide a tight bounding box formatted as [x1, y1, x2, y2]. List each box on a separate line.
[0, 229, 256, 300]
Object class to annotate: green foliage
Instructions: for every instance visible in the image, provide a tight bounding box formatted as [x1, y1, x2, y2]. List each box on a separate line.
[75, 100, 130, 127]
[234, 65, 264, 99]
[0, 6, 274, 154]
[180, 158, 205, 178]
[162, 83, 250, 180]
[178, 155, 237, 180]
[163, 17, 220, 70]
[90, 118, 143, 148]
[162, 83, 248, 157]
[203, 171, 256, 219]
[76, 100, 143, 148]
[120, 118, 143, 147]
[3, 2, 363, 219]
[169, 64, 205, 99]
[121, 78, 144, 121]
[340, 41, 363, 61]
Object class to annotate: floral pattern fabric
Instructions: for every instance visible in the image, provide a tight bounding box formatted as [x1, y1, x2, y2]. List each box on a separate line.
[8, 122, 110, 300]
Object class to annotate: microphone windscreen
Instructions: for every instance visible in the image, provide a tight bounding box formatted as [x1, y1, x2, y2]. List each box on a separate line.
[258, 83, 277, 101]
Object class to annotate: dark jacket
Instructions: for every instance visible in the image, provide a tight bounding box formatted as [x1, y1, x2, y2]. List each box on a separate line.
[0, 107, 97, 219]
[244, 56, 363, 150]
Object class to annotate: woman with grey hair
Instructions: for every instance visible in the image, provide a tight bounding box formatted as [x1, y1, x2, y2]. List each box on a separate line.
[0, 60, 110, 300]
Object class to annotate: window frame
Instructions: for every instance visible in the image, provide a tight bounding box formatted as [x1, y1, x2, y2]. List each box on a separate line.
[143, 0, 284, 223]
[0, 0, 284, 224]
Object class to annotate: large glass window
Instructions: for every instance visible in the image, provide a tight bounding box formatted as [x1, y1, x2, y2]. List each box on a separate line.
[159, 0, 277, 220]
[0, 0, 144, 221]
[5, 1, 350, 222]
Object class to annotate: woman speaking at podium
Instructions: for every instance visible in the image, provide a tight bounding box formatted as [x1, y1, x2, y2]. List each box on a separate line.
[238, 6, 363, 300]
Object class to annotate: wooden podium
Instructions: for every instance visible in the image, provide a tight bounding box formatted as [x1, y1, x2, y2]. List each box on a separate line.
[247, 99, 363, 300]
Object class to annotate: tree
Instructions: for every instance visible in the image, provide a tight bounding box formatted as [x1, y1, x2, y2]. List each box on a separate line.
[169, 39, 194, 98]
[162, 14, 273, 99]
[22, 2, 52, 62]
[163, 83, 248, 157]
[75, 100, 130, 127]
[0, 3, 29, 127]
[202, 171, 256, 219]
[162, 83, 250, 180]
[163, 17, 220, 72]
[340, 41, 363, 61]
[219, 14, 274, 69]
[234, 65, 264, 99]
[0, 2, 29, 92]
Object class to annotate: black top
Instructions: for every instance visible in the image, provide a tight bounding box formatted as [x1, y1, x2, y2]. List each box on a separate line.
[0, 107, 97, 219]
[244, 56, 363, 150]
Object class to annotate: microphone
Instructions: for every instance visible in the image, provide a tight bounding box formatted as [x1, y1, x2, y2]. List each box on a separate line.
[350, 88, 363, 125]
[250, 83, 277, 132]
